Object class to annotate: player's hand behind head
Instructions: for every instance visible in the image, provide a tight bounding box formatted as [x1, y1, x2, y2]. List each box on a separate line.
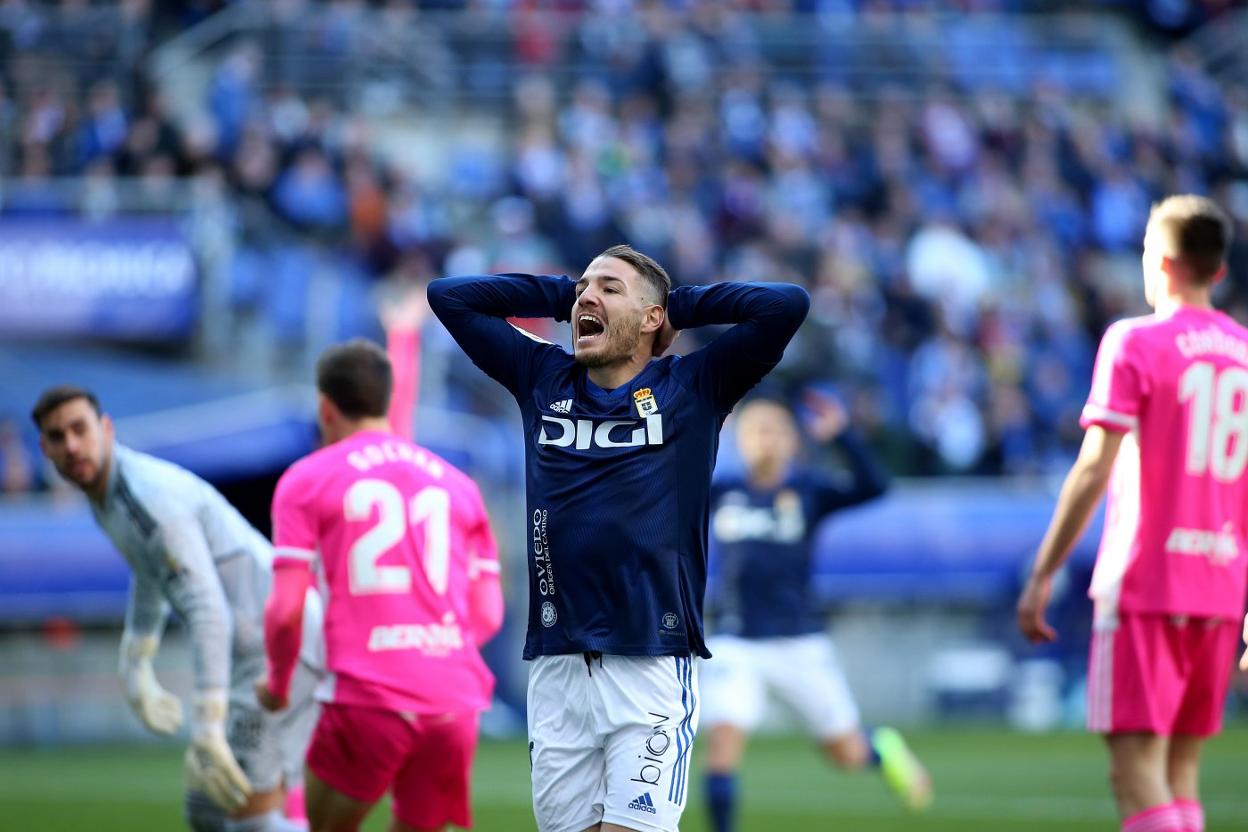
[652, 312, 679, 357]
[1016, 575, 1058, 644]
[1240, 614, 1248, 671]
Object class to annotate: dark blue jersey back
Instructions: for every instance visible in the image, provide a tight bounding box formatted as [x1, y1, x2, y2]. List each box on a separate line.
[707, 434, 887, 639]
[428, 273, 809, 659]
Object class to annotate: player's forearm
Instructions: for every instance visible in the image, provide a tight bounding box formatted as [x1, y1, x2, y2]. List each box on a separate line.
[123, 573, 169, 641]
[666, 282, 810, 336]
[263, 566, 310, 700]
[181, 595, 234, 695]
[670, 283, 810, 410]
[118, 630, 161, 686]
[428, 274, 577, 324]
[468, 576, 505, 646]
[833, 431, 890, 506]
[1030, 463, 1111, 580]
[386, 327, 420, 440]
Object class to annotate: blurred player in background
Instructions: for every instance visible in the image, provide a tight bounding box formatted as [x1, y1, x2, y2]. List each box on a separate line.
[256, 333, 504, 832]
[428, 245, 809, 832]
[32, 386, 320, 832]
[701, 391, 931, 831]
[1018, 195, 1247, 832]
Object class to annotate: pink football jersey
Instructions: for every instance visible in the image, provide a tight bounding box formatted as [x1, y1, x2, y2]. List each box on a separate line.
[1082, 306, 1248, 619]
[272, 430, 499, 714]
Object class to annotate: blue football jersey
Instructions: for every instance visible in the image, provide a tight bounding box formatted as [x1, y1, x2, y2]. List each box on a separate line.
[429, 273, 809, 658]
[707, 433, 888, 639]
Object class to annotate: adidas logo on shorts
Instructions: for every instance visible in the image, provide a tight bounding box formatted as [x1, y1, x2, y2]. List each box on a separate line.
[628, 793, 657, 814]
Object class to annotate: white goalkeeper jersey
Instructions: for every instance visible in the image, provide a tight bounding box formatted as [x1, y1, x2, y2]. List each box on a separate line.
[90, 443, 305, 699]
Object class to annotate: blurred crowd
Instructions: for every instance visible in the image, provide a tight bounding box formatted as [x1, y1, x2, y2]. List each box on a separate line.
[3, 1, 1248, 482]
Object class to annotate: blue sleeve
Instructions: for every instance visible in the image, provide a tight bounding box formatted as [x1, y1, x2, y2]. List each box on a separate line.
[428, 273, 576, 398]
[809, 431, 889, 519]
[668, 281, 810, 412]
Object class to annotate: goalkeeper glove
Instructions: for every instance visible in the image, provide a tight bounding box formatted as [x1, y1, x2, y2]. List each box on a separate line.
[119, 634, 183, 736]
[184, 691, 252, 813]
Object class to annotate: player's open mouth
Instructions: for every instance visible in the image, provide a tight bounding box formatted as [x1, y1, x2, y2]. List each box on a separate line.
[576, 314, 605, 345]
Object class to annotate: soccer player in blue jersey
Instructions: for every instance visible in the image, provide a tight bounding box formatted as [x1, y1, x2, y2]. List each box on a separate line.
[701, 393, 931, 831]
[428, 245, 808, 832]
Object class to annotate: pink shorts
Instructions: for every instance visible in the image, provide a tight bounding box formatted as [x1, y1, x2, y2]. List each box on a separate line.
[1087, 612, 1239, 737]
[307, 703, 478, 829]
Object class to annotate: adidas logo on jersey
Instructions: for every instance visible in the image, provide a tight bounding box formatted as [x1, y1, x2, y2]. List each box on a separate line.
[549, 398, 573, 414]
[627, 793, 657, 814]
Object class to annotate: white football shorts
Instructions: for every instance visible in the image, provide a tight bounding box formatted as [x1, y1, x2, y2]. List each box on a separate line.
[700, 633, 860, 740]
[528, 653, 699, 832]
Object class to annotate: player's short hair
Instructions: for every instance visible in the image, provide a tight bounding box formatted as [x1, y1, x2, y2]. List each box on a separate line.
[737, 394, 794, 419]
[738, 391, 790, 414]
[31, 385, 101, 430]
[595, 244, 672, 308]
[316, 339, 393, 419]
[1148, 195, 1233, 284]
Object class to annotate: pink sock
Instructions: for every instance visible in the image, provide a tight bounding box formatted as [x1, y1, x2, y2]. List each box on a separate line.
[1173, 799, 1204, 832]
[1122, 804, 1185, 832]
[284, 784, 307, 822]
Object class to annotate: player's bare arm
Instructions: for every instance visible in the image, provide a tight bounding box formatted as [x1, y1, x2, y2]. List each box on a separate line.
[1018, 425, 1124, 643]
[382, 286, 430, 440]
[1240, 616, 1248, 671]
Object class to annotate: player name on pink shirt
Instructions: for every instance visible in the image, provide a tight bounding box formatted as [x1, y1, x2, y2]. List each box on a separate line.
[1082, 306, 1248, 620]
[272, 430, 500, 714]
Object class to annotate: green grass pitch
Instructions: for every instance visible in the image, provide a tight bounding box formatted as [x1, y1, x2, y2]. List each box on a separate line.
[4, 727, 1247, 831]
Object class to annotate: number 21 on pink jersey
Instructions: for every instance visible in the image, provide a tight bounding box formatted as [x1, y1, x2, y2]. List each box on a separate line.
[344, 479, 451, 595]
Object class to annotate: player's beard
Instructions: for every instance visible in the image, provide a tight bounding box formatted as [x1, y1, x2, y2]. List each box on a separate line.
[574, 311, 643, 369]
[61, 453, 105, 491]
